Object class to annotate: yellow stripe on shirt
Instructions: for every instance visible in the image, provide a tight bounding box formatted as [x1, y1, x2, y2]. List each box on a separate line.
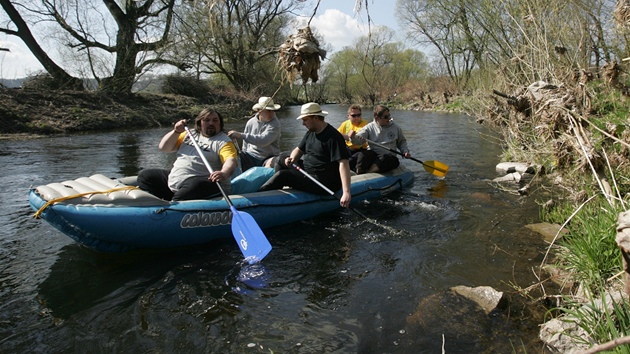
[175, 131, 186, 149]
[219, 141, 238, 163]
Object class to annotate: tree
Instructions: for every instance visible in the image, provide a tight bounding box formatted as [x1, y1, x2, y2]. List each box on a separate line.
[0, 0, 83, 89]
[397, 0, 624, 89]
[324, 27, 429, 105]
[3, 0, 186, 94]
[172, 0, 300, 93]
[397, 0, 490, 87]
[323, 48, 358, 103]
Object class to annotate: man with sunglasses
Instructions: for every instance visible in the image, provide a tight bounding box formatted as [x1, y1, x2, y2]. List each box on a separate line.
[350, 104, 411, 174]
[337, 104, 369, 171]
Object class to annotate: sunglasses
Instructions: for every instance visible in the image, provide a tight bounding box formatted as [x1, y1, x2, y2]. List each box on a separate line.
[380, 115, 392, 120]
[349, 113, 362, 117]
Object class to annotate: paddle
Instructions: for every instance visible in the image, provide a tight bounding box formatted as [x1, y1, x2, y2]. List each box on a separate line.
[365, 139, 449, 177]
[290, 163, 370, 219]
[290, 163, 405, 235]
[184, 127, 271, 264]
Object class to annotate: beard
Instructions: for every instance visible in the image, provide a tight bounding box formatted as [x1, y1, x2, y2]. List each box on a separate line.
[202, 125, 217, 137]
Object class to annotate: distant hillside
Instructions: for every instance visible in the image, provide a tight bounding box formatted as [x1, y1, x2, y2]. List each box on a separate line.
[1, 75, 164, 92]
[1, 78, 24, 88]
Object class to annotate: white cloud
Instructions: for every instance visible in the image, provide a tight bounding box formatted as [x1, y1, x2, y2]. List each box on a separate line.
[295, 9, 368, 52]
[0, 38, 44, 79]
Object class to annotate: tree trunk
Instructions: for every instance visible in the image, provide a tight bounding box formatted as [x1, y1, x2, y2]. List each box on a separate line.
[98, 17, 137, 95]
[0, 0, 83, 90]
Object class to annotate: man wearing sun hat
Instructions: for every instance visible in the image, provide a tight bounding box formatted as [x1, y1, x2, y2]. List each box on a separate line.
[227, 96, 282, 170]
[259, 102, 352, 208]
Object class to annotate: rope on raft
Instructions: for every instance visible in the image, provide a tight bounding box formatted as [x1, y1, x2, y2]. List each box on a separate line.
[33, 186, 139, 219]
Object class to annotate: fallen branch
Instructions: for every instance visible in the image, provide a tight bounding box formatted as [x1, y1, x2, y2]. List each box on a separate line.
[582, 335, 630, 354]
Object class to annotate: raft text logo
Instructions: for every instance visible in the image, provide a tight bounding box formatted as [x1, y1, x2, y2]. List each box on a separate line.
[180, 211, 231, 228]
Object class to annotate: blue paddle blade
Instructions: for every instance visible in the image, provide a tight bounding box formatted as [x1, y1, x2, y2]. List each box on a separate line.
[230, 206, 272, 264]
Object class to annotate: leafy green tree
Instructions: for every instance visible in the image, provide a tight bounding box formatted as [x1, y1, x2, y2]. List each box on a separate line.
[324, 49, 359, 103]
[324, 27, 429, 105]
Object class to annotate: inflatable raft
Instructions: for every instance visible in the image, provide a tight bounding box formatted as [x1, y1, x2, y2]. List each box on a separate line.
[28, 167, 414, 252]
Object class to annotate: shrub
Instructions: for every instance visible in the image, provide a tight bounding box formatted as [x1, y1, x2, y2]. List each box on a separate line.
[22, 73, 62, 90]
[161, 75, 212, 102]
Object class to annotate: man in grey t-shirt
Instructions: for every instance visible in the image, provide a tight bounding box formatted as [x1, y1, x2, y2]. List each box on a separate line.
[350, 104, 411, 174]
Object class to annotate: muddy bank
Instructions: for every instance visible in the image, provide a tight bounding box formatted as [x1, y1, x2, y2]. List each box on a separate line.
[0, 87, 251, 136]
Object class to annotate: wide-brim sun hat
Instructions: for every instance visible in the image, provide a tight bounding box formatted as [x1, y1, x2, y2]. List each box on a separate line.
[296, 102, 328, 120]
[252, 97, 281, 111]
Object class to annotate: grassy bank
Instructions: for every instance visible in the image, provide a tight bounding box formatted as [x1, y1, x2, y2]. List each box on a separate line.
[462, 77, 630, 351]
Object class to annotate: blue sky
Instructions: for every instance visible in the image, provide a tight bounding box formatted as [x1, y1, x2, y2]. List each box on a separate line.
[301, 0, 400, 51]
[0, 0, 399, 79]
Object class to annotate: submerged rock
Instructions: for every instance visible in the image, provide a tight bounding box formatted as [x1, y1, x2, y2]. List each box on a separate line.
[525, 222, 567, 243]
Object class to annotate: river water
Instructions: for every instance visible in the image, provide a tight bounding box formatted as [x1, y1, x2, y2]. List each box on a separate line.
[0, 105, 551, 353]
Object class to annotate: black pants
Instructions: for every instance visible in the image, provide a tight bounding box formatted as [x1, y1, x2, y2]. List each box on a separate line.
[355, 151, 399, 174]
[348, 147, 367, 172]
[258, 153, 341, 195]
[137, 168, 221, 201]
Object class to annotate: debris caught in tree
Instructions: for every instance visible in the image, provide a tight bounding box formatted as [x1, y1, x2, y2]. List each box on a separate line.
[277, 26, 327, 86]
[614, 0, 630, 29]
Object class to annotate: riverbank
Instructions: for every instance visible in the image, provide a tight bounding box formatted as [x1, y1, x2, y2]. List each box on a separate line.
[0, 87, 252, 137]
[0, 86, 459, 138]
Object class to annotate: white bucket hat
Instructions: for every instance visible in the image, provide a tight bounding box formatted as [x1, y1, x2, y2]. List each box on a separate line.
[296, 102, 328, 120]
[252, 97, 281, 111]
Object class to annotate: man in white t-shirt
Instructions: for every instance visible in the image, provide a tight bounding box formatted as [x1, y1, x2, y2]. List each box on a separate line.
[138, 108, 238, 201]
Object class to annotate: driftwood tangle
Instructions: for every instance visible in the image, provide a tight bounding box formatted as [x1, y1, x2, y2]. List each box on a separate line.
[617, 211, 630, 296]
[277, 26, 327, 85]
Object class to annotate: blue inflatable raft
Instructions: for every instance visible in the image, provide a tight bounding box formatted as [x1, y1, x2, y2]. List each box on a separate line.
[28, 167, 414, 252]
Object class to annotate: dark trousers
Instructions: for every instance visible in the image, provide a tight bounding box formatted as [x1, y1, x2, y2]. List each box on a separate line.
[137, 168, 221, 201]
[258, 153, 340, 195]
[348, 147, 367, 172]
[355, 151, 399, 174]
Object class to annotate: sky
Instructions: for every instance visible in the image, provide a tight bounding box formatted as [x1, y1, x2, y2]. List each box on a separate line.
[0, 0, 400, 79]
[299, 0, 401, 51]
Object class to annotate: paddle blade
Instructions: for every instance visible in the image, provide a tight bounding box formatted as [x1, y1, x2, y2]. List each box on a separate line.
[230, 206, 272, 264]
[423, 160, 449, 177]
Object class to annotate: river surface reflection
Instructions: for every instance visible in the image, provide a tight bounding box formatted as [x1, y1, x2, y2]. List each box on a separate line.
[0, 105, 550, 353]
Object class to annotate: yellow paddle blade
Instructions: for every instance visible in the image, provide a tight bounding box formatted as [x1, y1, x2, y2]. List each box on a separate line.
[422, 160, 449, 177]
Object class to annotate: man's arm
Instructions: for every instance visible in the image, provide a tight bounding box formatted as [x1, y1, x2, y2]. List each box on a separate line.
[159, 119, 187, 152]
[349, 125, 370, 146]
[284, 147, 304, 166]
[397, 126, 411, 158]
[337, 121, 351, 140]
[210, 143, 239, 182]
[338, 159, 352, 208]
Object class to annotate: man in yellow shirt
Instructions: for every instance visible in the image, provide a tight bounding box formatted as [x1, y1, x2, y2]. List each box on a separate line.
[337, 104, 368, 171]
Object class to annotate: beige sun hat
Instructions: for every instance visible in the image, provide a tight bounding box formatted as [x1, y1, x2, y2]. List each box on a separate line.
[252, 97, 281, 111]
[296, 102, 328, 120]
